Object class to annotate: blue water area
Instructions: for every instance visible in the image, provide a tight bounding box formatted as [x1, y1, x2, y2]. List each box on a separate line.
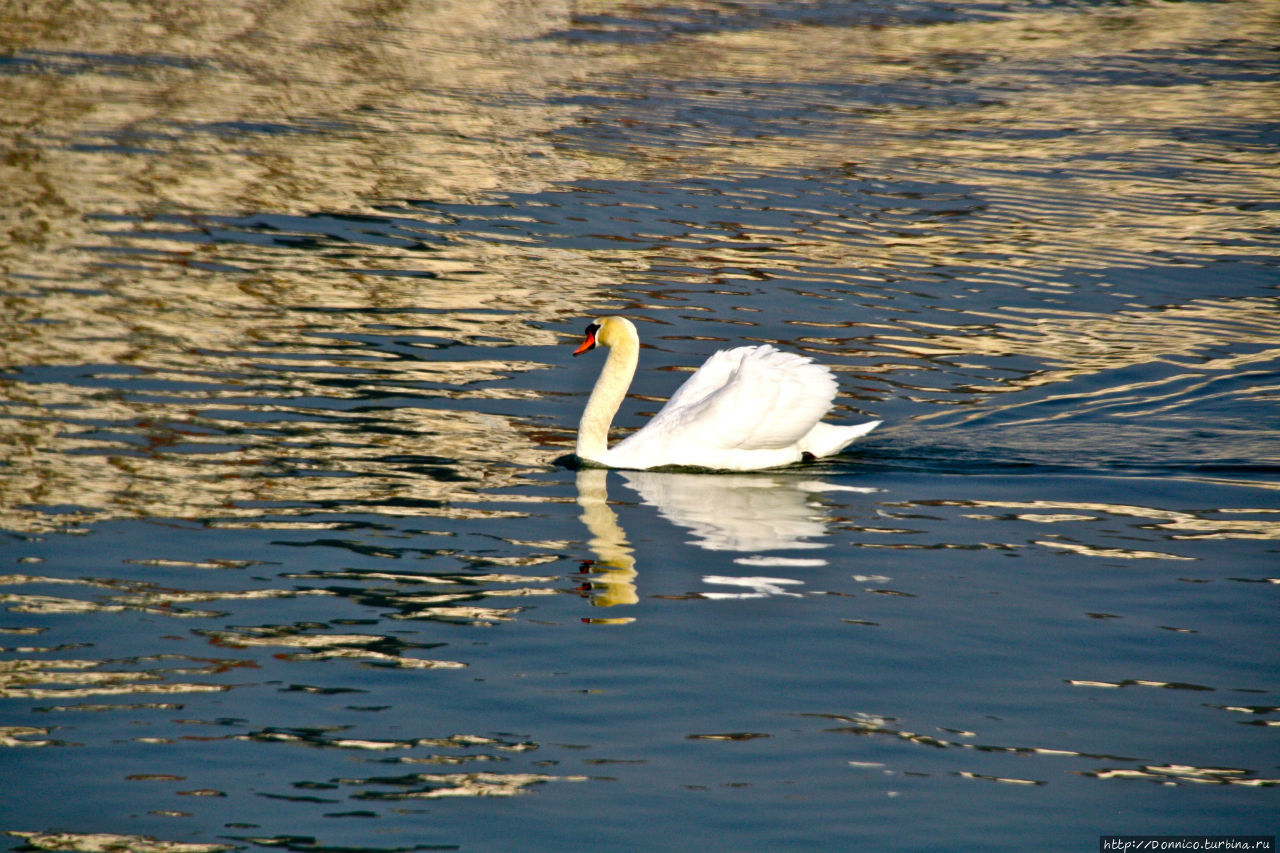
[1, 0, 1277, 850]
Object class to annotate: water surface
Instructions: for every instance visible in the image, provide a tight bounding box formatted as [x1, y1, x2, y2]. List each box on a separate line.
[2, 0, 1278, 850]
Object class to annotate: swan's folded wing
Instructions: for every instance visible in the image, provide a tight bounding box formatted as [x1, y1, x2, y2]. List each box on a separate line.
[719, 347, 838, 449]
[657, 347, 751, 413]
[643, 345, 838, 452]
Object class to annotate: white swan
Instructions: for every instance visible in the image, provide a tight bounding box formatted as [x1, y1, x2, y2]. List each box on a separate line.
[573, 316, 881, 471]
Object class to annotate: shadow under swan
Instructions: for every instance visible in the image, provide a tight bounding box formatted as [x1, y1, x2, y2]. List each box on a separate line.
[574, 468, 875, 610]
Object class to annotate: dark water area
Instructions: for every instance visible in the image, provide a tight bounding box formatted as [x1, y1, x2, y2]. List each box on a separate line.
[1, 0, 1278, 850]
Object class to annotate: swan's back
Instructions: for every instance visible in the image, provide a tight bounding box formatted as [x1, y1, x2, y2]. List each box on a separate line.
[605, 345, 843, 469]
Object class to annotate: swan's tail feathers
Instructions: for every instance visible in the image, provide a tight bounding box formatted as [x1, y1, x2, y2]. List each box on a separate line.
[800, 420, 882, 458]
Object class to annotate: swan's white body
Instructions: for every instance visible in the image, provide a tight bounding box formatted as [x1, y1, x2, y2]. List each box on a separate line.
[573, 317, 880, 471]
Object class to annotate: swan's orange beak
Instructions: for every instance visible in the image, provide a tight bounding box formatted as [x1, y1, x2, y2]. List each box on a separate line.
[573, 325, 598, 357]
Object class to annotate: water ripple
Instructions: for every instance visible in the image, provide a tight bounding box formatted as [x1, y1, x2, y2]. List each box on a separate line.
[2, 0, 1277, 848]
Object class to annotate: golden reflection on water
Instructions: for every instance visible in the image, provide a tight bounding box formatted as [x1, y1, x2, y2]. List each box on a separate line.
[0, 651, 234, 701]
[0, 0, 627, 531]
[556, 0, 1279, 276]
[948, 498, 1280, 548]
[891, 297, 1280, 425]
[2, 0, 1277, 533]
[818, 710, 1280, 789]
[5, 833, 232, 853]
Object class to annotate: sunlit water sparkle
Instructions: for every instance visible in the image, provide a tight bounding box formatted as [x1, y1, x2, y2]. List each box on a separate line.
[2, 0, 1278, 850]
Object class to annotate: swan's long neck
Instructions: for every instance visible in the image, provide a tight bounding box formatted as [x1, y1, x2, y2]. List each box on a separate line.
[577, 333, 638, 461]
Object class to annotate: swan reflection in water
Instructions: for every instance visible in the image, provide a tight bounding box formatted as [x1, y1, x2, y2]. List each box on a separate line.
[574, 469, 875, 613]
[575, 468, 639, 615]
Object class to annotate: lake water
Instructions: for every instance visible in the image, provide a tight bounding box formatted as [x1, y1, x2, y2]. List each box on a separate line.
[2, 0, 1278, 850]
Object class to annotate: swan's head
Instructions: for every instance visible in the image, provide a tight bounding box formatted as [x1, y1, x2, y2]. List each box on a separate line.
[573, 316, 636, 356]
